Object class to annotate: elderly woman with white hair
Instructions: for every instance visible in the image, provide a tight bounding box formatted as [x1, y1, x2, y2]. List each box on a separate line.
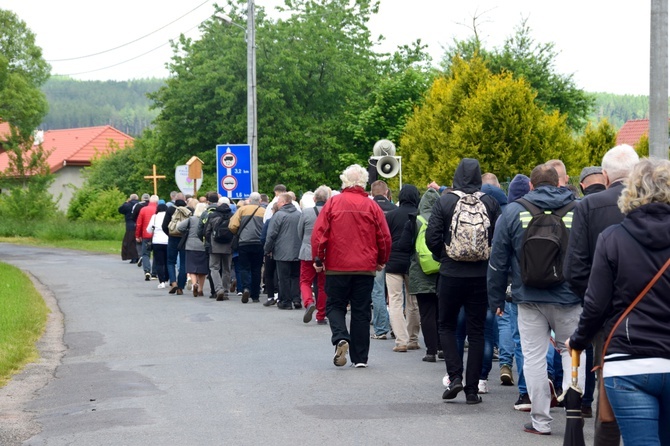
[567, 158, 670, 446]
[311, 164, 392, 368]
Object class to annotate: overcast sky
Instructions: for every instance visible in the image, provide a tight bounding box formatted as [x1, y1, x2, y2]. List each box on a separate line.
[3, 0, 654, 95]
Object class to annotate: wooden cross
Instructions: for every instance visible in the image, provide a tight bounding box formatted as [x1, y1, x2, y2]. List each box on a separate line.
[144, 164, 166, 196]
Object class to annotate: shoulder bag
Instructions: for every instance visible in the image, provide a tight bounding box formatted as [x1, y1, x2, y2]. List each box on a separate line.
[231, 206, 261, 251]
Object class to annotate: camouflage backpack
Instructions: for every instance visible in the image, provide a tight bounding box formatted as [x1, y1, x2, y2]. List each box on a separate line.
[444, 191, 491, 262]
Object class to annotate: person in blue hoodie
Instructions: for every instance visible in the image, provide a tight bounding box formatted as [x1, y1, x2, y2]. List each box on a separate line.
[487, 164, 584, 436]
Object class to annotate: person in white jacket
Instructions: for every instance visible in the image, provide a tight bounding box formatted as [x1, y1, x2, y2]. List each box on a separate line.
[147, 202, 170, 288]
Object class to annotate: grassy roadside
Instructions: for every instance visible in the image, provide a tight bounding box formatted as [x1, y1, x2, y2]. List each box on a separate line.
[0, 237, 120, 255]
[0, 262, 49, 387]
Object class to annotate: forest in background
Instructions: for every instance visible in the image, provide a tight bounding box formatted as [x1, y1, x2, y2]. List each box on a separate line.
[40, 76, 164, 136]
[41, 76, 650, 137]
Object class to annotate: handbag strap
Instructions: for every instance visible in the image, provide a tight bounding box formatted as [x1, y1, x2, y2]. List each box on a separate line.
[602, 256, 670, 359]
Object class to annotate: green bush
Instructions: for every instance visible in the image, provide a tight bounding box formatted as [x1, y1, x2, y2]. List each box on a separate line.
[67, 186, 125, 222]
[0, 176, 60, 221]
[66, 185, 99, 220]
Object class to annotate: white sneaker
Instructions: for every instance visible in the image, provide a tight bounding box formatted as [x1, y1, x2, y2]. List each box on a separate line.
[442, 373, 450, 387]
[478, 379, 489, 394]
[157, 282, 166, 289]
[186, 278, 192, 290]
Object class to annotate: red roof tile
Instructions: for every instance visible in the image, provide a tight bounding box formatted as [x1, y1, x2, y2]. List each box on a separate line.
[0, 125, 134, 175]
[616, 119, 649, 146]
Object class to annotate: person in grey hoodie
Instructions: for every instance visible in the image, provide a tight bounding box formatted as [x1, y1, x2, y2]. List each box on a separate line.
[487, 164, 584, 436]
[265, 193, 302, 310]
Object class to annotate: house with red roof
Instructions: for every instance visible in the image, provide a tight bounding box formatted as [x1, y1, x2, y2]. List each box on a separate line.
[0, 125, 134, 211]
[616, 119, 650, 147]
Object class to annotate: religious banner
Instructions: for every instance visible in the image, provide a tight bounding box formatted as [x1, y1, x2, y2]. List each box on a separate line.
[175, 165, 203, 196]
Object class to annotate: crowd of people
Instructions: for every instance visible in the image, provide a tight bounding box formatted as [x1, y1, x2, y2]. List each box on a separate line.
[119, 144, 670, 444]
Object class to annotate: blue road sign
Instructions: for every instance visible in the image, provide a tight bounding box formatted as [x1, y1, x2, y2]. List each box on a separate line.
[216, 144, 252, 199]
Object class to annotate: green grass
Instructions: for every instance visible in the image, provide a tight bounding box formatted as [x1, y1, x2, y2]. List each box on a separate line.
[0, 262, 49, 387]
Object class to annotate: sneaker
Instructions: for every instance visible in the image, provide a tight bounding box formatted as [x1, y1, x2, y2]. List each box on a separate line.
[333, 340, 349, 367]
[523, 422, 550, 436]
[316, 319, 328, 325]
[241, 289, 250, 304]
[371, 333, 388, 340]
[514, 393, 532, 412]
[150, 275, 158, 280]
[548, 380, 558, 408]
[186, 278, 192, 290]
[393, 345, 408, 352]
[277, 302, 293, 310]
[466, 393, 482, 405]
[303, 303, 316, 323]
[437, 350, 444, 360]
[263, 297, 276, 307]
[157, 282, 166, 289]
[407, 342, 421, 350]
[500, 364, 514, 386]
[216, 290, 228, 301]
[442, 373, 451, 388]
[442, 377, 463, 400]
[145, 273, 151, 281]
[422, 354, 436, 362]
[237, 292, 243, 296]
[477, 379, 489, 394]
[353, 363, 368, 368]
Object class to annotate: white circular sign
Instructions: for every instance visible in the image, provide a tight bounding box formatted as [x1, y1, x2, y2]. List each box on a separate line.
[221, 152, 237, 169]
[221, 175, 238, 191]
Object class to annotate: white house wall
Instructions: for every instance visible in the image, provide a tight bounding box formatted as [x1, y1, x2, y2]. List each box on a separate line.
[50, 166, 84, 212]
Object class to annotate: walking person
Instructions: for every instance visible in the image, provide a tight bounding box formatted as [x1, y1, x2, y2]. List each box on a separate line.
[177, 202, 210, 297]
[426, 158, 501, 404]
[135, 195, 159, 281]
[312, 164, 391, 368]
[162, 194, 189, 295]
[147, 202, 169, 288]
[229, 193, 266, 303]
[297, 185, 331, 323]
[203, 197, 234, 301]
[566, 157, 670, 446]
[118, 193, 139, 263]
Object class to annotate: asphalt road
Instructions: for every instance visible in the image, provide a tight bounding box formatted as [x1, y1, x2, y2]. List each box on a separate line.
[0, 243, 596, 445]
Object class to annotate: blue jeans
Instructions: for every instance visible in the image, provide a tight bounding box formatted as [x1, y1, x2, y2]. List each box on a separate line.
[237, 244, 264, 299]
[141, 238, 152, 274]
[456, 307, 497, 380]
[605, 373, 670, 446]
[497, 301, 515, 366]
[167, 237, 187, 289]
[371, 269, 390, 336]
[509, 302, 527, 394]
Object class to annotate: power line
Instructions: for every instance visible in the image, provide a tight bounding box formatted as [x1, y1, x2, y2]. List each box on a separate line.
[46, 0, 212, 62]
[60, 22, 203, 76]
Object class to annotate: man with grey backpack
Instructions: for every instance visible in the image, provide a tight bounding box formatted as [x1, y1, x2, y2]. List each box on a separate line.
[426, 158, 501, 405]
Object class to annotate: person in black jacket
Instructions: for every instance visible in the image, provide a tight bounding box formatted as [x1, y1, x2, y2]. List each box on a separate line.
[162, 193, 188, 295]
[370, 180, 396, 339]
[426, 158, 501, 404]
[385, 184, 421, 352]
[566, 157, 670, 446]
[563, 144, 639, 442]
[118, 194, 139, 263]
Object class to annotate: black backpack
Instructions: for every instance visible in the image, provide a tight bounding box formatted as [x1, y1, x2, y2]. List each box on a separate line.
[209, 212, 234, 244]
[516, 198, 576, 289]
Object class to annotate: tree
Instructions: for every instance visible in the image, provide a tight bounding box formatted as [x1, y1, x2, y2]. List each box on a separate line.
[0, 9, 50, 137]
[148, 0, 384, 193]
[573, 119, 618, 168]
[441, 19, 594, 131]
[400, 56, 575, 186]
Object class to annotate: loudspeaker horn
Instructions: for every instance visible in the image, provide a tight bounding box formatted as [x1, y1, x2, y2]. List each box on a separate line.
[377, 155, 400, 178]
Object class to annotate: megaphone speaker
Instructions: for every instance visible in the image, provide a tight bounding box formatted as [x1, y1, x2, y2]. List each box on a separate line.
[377, 156, 399, 178]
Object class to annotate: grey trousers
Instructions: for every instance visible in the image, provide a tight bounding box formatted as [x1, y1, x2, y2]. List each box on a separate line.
[209, 252, 232, 294]
[518, 302, 585, 433]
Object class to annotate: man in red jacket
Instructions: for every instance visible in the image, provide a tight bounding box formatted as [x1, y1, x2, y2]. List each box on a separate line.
[135, 194, 159, 281]
[312, 164, 392, 368]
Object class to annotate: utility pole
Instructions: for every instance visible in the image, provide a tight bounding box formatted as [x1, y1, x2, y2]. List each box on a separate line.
[247, 0, 258, 191]
[650, 0, 668, 159]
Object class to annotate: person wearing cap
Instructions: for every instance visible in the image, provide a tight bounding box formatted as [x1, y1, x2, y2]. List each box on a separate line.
[579, 166, 606, 196]
[563, 144, 639, 441]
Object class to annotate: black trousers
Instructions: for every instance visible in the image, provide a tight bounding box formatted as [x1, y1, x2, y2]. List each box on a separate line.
[325, 274, 374, 365]
[438, 276, 487, 396]
[416, 292, 441, 355]
[275, 260, 300, 305]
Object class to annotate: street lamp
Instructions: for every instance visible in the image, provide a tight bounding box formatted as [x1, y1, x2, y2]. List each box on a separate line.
[215, 0, 258, 191]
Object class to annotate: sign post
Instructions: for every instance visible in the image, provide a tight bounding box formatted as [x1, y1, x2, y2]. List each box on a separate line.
[216, 144, 252, 199]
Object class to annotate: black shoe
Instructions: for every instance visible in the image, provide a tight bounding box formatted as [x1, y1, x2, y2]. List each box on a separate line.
[251, 299, 260, 303]
[277, 302, 293, 310]
[466, 393, 482, 405]
[437, 350, 444, 360]
[242, 289, 250, 304]
[523, 422, 550, 435]
[137, 258, 143, 268]
[263, 298, 276, 307]
[442, 377, 463, 400]
[303, 303, 316, 323]
[581, 406, 593, 418]
[422, 354, 436, 363]
[145, 272, 151, 281]
[293, 302, 302, 309]
[129, 259, 138, 264]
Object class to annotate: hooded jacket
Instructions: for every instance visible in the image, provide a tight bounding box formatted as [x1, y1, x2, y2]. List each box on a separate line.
[569, 202, 670, 361]
[205, 203, 233, 254]
[425, 158, 501, 278]
[135, 202, 158, 239]
[385, 185, 420, 274]
[487, 185, 580, 311]
[264, 203, 301, 261]
[397, 188, 441, 294]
